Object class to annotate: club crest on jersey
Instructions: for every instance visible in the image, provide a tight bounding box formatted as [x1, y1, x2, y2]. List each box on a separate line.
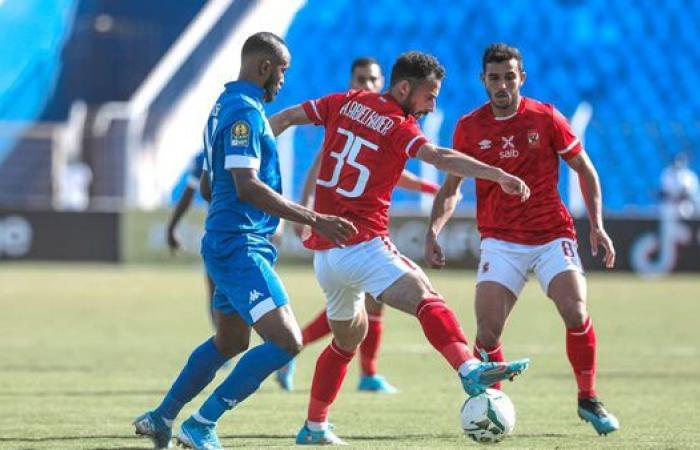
[231, 120, 250, 147]
[528, 129, 540, 148]
[478, 139, 492, 150]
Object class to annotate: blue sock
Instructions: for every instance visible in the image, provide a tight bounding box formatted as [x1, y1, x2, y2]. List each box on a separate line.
[155, 337, 229, 421]
[198, 341, 293, 422]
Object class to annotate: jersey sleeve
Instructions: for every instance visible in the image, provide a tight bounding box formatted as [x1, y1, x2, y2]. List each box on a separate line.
[302, 92, 349, 126]
[452, 117, 473, 156]
[551, 107, 583, 161]
[392, 120, 429, 158]
[223, 109, 264, 170]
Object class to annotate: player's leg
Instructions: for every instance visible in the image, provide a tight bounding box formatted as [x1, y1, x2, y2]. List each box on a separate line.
[471, 238, 531, 389]
[134, 307, 248, 449]
[538, 238, 618, 435]
[297, 248, 368, 445]
[366, 237, 528, 395]
[301, 309, 332, 345]
[275, 307, 331, 392]
[357, 295, 397, 393]
[473, 282, 517, 389]
[206, 272, 215, 328]
[177, 244, 300, 449]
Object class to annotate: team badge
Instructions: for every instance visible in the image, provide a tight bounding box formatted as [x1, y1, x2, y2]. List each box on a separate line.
[231, 120, 250, 147]
[528, 129, 540, 148]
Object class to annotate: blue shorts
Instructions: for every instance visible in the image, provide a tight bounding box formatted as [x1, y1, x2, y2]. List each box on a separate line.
[201, 232, 289, 325]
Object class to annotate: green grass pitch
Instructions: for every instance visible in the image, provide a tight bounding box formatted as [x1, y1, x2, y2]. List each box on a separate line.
[1, 263, 698, 449]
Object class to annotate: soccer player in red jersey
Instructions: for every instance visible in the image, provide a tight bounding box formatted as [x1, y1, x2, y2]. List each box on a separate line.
[270, 51, 531, 445]
[278, 57, 440, 394]
[425, 43, 619, 435]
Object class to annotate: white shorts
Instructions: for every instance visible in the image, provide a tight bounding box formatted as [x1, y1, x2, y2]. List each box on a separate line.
[476, 237, 584, 297]
[313, 236, 422, 321]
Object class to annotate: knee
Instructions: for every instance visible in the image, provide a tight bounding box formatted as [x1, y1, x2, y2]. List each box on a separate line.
[559, 297, 587, 329]
[214, 334, 250, 358]
[333, 321, 367, 351]
[275, 334, 303, 356]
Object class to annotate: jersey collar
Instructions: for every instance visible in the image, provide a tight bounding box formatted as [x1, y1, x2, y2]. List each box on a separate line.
[489, 96, 527, 121]
[225, 80, 265, 103]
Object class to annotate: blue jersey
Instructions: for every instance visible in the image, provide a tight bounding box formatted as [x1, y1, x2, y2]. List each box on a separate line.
[202, 81, 281, 236]
[185, 150, 205, 189]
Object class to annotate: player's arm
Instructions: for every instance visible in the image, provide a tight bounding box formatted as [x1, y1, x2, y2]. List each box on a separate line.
[291, 150, 322, 239]
[269, 105, 313, 136]
[199, 171, 211, 202]
[566, 152, 615, 268]
[230, 168, 356, 247]
[166, 185, 196, 253]
[397, 170, 440, 195]
[424, 174, 464, 269]
[415, 143, 530, 202]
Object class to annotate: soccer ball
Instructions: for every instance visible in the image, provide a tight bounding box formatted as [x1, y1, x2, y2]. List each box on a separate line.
[460, 389, 516, 443]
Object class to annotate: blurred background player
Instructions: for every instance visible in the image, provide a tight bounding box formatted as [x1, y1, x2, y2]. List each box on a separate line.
[270, 51, 531, 445]
[660, 152, 699, 220]
[425, 43, 619, 436]
[165, 149, 217, 325]
[277, 57, 440, 394]
[134, 32, 357, 450]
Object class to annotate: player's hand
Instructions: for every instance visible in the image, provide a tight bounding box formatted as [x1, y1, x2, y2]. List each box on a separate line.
[312, 214, 358, 247]
[590, 225, 615, 269]
[497, 172, 530, 202]
[292, 222, 311, 241]
[424, 231, 446, 269]
[167, 228, 180, 254]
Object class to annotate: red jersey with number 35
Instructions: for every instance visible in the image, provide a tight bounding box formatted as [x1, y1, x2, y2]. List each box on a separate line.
[301, 90, 428, 250]
[453, 97, 582, 244]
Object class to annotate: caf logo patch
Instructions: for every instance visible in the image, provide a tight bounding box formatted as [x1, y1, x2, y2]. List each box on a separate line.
[527, 129, 540, 148]
[231, 121, 250, 147]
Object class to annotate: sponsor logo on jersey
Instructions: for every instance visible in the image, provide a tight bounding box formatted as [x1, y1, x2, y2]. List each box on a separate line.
[501, 135, 515, 150]
[499, 149, 520, 159]
[478, 139, 492, 150]
[231, 120, 250, 147]
[527, 129, 540, 148]
[249, 289, 263, 303]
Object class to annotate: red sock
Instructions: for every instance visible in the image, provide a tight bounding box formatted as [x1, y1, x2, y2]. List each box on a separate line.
[360, 311, 383, 376]
[474, 340, 505, 389]
[566, 317, 597, 400]
[416, 297, 473, 370]
[307, 340, 355, 423]
[302, 310, 332, 345]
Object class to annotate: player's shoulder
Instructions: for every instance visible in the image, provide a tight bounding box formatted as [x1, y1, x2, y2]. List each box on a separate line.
[456, 102, 490, 128]
[521, 97, 557, 119]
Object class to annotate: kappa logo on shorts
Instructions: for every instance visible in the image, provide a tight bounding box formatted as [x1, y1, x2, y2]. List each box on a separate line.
[249, 289, 263, 303]
[231, 120, 250, 147]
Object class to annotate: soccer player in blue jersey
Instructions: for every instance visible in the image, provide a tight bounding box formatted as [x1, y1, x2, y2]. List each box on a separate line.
[134, 32, 357, 450]
[166, 149, 217, 324]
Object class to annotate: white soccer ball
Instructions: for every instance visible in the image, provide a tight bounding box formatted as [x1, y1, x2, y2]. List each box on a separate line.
[460, 389, 516, 443]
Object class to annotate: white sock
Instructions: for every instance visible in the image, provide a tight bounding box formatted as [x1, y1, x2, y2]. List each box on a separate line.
[458, 358, 482, 377]
[307, 420, 329, 432]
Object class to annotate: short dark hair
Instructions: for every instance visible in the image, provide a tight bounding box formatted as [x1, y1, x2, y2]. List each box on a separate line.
[482, 43, 523, 72]
[351, 57, 380, 73]
[241, 32, 288, 61]
[389, 51, 445, 87]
